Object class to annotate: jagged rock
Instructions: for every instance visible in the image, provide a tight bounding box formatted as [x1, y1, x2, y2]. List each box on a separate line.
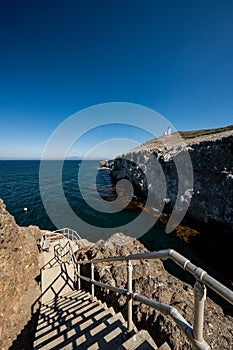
[0, 199, 42, 350]
[110, 128, 233, 289]
[99, 159, 114, 169]
[111, 129, 233, 233]
[76, 233, 233, 350]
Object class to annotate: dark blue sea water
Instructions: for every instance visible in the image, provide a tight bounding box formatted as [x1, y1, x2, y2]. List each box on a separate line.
[0, 160, 139, 241]
[0, 160, 198, 250]
[0, 160, 173, 242]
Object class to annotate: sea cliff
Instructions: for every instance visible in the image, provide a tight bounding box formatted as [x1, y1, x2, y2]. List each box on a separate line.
[111, 127, 233, 233]
[110, 127, 233, 280]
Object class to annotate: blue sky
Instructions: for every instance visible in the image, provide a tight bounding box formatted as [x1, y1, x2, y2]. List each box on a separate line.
[0, 0, 233, 159]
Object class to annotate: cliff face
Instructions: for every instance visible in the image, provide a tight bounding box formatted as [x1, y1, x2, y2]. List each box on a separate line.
[111, 129, 233, 233]
[0, 199, 42, 350]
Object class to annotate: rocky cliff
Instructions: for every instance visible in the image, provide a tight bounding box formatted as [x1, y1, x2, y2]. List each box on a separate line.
[76, 232, 233, 350]
[111, 127, 233, 232]
[110, 127, 233, 282]
[0, 199, 42, 350]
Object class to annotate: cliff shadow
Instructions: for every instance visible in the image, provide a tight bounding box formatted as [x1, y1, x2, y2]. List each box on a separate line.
[9, 253, 76, 349]
[139, 216, 233, 317]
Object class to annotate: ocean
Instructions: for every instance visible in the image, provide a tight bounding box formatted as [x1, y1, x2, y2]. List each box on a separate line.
[0, 160, 140, 241]
[1, 160, 232, 314]
[0, 160, 180, 246]
[0, 159, 207, 256]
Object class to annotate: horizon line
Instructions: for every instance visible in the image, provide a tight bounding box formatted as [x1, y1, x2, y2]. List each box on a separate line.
[0, 157, 113, 161]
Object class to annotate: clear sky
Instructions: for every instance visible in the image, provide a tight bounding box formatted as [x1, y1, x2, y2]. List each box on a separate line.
[1, 0, 233, 159]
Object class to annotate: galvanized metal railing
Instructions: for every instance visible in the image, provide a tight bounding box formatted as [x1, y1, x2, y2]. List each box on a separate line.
[53, 227, 84, 244]
[44, 227, 85, 247]
[59, 241, 233, 350]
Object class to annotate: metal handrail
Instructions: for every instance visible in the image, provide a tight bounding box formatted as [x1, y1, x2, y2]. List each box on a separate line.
[74, 249, 233, 306]
[59, 241, 233, 350]
[50, 227, 85, 246]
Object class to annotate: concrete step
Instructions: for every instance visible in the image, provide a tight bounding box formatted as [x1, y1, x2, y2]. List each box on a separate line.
[36, 293, 111, 333]
[34, 287, 167, 350]
[38, 290, 91, 319]
[121, 329, 158, 349]
[36, 301, 102, 338]
[76, 312, 130, 350]
[34, 290, 125, 349]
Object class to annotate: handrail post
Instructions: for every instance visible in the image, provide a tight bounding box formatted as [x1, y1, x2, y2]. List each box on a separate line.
[77, 263, 81, 290]
[91, 262, 95, 301]
[127, 259, 133, 333]
[193, 280, 206, 346]
[65, 243, 67, 262]
[69, 245, 72, 263]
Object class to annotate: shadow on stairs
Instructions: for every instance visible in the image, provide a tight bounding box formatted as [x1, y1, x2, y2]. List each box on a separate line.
[9, 308, 39, 350]
[33, 289, 170, 350]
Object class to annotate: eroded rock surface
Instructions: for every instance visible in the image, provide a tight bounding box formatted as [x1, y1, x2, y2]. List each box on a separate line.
[110, 128, 233, 284]
[111, 129, 233, 233]
[0, 199, 42, 350]
[76, 233, 233, 350]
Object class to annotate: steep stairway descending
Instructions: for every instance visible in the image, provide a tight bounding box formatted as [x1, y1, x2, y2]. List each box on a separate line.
[34, 289, 168, 350]
[34, 238, 170, 350]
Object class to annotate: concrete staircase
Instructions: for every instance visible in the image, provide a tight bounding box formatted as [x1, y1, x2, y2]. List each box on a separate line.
[34, 289, 163, 349]
[34, 240, 170, 350]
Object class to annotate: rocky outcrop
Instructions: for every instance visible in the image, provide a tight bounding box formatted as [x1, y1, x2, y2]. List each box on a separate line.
[111, 129, 233, 233]
[99, 160, 114, 169]
[76, 233, 233, 350]
[110, 129, 233, 283]
[0, 199, 42, 350]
